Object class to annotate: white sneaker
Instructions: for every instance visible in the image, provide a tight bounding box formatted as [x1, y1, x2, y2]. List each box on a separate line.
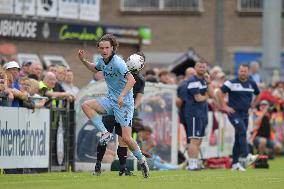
[99, 132, 113, 145]
[246, 154, 259, 167]
[139, 157, 150, 178]
[231, 163, 246, 171]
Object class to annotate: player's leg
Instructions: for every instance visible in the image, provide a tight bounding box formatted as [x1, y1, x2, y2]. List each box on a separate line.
[117, 136, 133, 176]
[120, 127, 149, 178]
[81, 99, 108, 133]
[112, 123, 133, 176]
[113, 105, 149, 178]
[93, 115, 116, 176]
[186, 116, 203, 170]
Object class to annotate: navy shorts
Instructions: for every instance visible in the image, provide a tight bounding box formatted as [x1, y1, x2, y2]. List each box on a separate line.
[185, 116, 208, 139]
[102, 115, 122, 137]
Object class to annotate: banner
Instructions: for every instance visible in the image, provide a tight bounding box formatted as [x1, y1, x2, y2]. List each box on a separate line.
[79, 0, 100, 22]
[58, 0, 78, 19]
[0, 0, 13, 14]
[14, 0, 36, 16]
[0, 17, 151, 45]
[0, 107, 50, 169]
[37, 0, 58, 17]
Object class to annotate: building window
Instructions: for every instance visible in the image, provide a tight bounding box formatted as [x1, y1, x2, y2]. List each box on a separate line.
[238, 0, 284, 12]
[121, 0, 203, 13]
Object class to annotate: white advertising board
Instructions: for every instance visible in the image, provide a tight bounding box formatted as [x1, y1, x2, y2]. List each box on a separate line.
[0, 107, 50, 168]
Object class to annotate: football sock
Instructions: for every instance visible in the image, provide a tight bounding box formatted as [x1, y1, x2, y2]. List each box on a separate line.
[96, 144, 107, 163]
[188, 158, 198, 169]
[117, 146, 128, 169]
[131, 147, 143, 161]
[90, 114, 107, 133]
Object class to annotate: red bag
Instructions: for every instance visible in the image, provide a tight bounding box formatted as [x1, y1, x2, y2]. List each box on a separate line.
[205, 157, 231, 169]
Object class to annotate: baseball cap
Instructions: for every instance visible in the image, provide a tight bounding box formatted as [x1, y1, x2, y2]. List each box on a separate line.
[4, 61, 20, 69]
[260, 100, 269, 105]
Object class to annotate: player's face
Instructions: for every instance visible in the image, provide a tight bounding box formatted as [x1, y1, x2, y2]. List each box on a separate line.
[98, 41, 114, 60]
[238, 65, 249, 81]
[195, 62, 206, 76]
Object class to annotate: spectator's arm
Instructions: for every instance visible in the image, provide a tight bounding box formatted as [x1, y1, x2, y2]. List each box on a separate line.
[10, 88, 28, 101]
[176, 97, 183, 108]
[45, 91, 71, 99]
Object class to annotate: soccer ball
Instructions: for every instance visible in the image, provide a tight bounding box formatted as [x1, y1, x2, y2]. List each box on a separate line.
[126, 54, 145, 72]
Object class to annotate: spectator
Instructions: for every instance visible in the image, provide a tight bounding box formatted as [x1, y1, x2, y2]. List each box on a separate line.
[272, 81, 284, 99]
[47, 64, 58, 74]
[250, 61, 265, 89]
[209, 65, 222, 81]
[89, 71, 104, 85]
[29, 63, 43, 81]
[19, 61, 32, 78]
[158, 70, 176, 84]
[136, 126, 186, 170]
[18, 77, 46, 110]
[176, 67, 196, 144]
[39, 72, 74, 107]
[53, 66, 66, 92]
[0, 67, 13, 106]
[62, 69, 79, 96]
[185, 67, 196, 79]
[29, 78, 47, 105]
[4, 61, 28, 107]
[251, 100, 282, 156]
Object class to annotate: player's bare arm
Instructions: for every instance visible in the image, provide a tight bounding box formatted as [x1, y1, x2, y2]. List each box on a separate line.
[78, 49, 98, 73]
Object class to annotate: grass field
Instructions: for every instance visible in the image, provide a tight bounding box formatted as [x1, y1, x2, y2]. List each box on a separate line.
[1, 157, 284, 189]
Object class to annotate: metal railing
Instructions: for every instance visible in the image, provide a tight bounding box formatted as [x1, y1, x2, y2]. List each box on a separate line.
[49, 99, 75, 172]
[121, 0, 203, 12]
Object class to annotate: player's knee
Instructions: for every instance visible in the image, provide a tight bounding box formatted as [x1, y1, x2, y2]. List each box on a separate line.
[81, 102, 88, 111]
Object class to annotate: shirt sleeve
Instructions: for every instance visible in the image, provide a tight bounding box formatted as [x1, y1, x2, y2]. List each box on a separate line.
[117, 59, 129, 78]
[187, 81, 201, 96]
[220, 80, 231, 93]
[95, 60, 102, 71]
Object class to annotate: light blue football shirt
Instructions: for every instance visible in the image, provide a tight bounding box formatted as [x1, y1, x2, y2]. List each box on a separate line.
[95, 54, 134, 104]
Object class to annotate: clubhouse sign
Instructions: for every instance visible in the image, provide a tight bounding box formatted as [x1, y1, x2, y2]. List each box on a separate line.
[0, 18, 151, 44]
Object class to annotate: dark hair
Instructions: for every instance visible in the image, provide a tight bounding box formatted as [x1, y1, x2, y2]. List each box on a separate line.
[145, 75, 159, 83]
[97, 34, 119, 52]
[145, 69, 155, 76]
[239, 63, 249, 69]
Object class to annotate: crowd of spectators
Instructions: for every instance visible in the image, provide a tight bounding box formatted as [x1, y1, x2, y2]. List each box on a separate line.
[0, 59, 78, 110]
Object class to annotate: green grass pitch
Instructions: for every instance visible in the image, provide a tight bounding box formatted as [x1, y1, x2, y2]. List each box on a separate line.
[1, 157, 284, 189]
